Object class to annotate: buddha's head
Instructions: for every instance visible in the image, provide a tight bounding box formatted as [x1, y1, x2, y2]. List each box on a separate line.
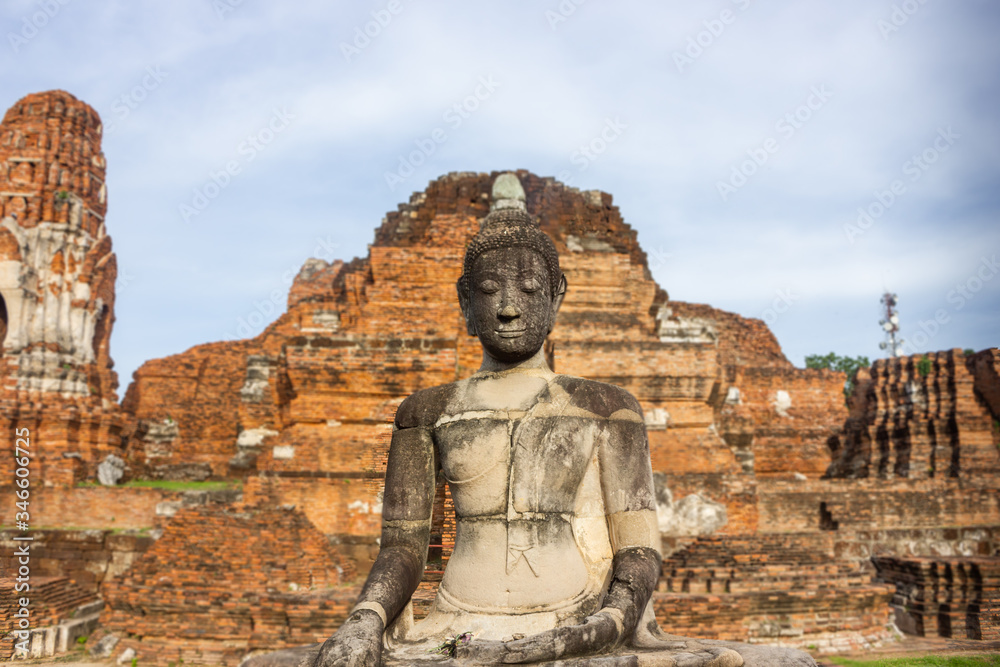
[458, 175, 567, 365]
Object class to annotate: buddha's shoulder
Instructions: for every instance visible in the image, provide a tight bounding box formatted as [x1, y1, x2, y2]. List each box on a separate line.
[393, 382, 461, 428]
[553, 375, 644, 420]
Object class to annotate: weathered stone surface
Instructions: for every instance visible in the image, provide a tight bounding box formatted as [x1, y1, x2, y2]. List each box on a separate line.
[696, 640, 815, 666]
[655, 477, 728, 538]
[246, 632, 817, 666]
[89, 633, 119, 658]
[97, 454, 125, 486]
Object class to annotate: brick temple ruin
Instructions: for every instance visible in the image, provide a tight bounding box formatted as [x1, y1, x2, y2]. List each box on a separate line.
[0, 91, 997, 664]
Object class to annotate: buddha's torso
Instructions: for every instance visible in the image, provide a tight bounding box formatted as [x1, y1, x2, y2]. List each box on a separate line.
[430, 368, 618, 615]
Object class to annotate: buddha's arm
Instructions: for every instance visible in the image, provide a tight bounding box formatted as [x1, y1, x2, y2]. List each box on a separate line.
[354, 422, 436, 624]
[596, 396, 662, 640]
[314, 398, 437, 667]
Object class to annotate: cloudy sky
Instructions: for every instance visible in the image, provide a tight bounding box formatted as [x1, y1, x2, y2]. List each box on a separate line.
[2, 0, 998, 387]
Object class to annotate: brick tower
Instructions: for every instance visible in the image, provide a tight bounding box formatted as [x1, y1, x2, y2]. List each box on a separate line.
[0, 90, 124, 485]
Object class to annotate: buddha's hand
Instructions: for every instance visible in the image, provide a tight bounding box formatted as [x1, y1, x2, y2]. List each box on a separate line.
[453, 612, 620, 664]
[312, 609, 385, 667]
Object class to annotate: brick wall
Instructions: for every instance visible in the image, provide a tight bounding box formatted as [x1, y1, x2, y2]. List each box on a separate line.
[99, 504, 355, 666]
[655, 532, 895, 653]
[0, 528, 154, 593]
[0, 486, 173, 531]
[874, 555, 1000, 640]
[827, 350, 999, 482]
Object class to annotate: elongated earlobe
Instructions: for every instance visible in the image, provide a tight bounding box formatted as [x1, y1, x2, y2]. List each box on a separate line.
[549, 274, 568, 332]
[555, 274, 568, 299]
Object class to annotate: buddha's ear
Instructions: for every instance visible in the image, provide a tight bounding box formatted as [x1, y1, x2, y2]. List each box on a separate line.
[549, 273, 567, 329]
[457, 277, 477, 336]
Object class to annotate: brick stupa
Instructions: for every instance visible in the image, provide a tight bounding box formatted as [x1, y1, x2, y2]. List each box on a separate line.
[0, 90, 123, 485]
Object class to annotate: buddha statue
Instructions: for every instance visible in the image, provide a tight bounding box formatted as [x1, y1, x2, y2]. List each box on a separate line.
[252, 174, 816, 667]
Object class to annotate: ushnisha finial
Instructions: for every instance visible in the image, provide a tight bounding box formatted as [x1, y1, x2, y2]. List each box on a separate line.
[490, 172, 527, 213]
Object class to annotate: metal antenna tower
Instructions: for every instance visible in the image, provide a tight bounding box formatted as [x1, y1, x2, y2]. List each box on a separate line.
[879, 292, 903, 357]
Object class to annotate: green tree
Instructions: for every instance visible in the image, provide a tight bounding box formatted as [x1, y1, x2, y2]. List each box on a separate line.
[917, 355, 932, 377]
[805, 352, 871, 398]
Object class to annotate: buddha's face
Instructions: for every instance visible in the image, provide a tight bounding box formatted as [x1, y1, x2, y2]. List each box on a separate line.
[465, 247, 562, 364]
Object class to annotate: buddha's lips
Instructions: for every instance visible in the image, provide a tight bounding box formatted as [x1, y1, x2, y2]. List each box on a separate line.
[496, 329, 526, 338]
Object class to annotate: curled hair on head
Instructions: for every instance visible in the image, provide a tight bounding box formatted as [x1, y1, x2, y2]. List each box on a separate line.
[458, 207, 563, 298]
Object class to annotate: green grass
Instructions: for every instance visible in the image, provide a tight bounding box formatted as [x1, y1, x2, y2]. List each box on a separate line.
[76, 480, 242, 491]
[110, 526, 153, 535]
[830, 656, 1000, 666]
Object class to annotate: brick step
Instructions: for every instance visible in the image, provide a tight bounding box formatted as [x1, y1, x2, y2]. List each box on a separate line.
[655, 584, 893, 602]
[662, 581, 876, 596]
[663, 570, 872, 587]
[666, 563, 867, 577]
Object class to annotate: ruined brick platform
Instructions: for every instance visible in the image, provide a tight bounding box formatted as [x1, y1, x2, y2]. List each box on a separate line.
[0, 575, 100, 659]
[657, 533, 896, 654]
[0, 528, 154, 594]
[874, 555, 1000, 641]
[97, 505, 356, 666]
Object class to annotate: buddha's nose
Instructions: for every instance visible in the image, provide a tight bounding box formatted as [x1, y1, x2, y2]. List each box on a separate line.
[498, 304, 520, 319]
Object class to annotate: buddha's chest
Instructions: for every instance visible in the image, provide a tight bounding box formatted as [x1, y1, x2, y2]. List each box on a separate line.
[434, 404, 604, 517]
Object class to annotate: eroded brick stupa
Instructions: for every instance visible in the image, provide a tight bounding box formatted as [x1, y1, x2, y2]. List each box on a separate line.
[1, 91, 998, 664]
[0, 90, 123, 484]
